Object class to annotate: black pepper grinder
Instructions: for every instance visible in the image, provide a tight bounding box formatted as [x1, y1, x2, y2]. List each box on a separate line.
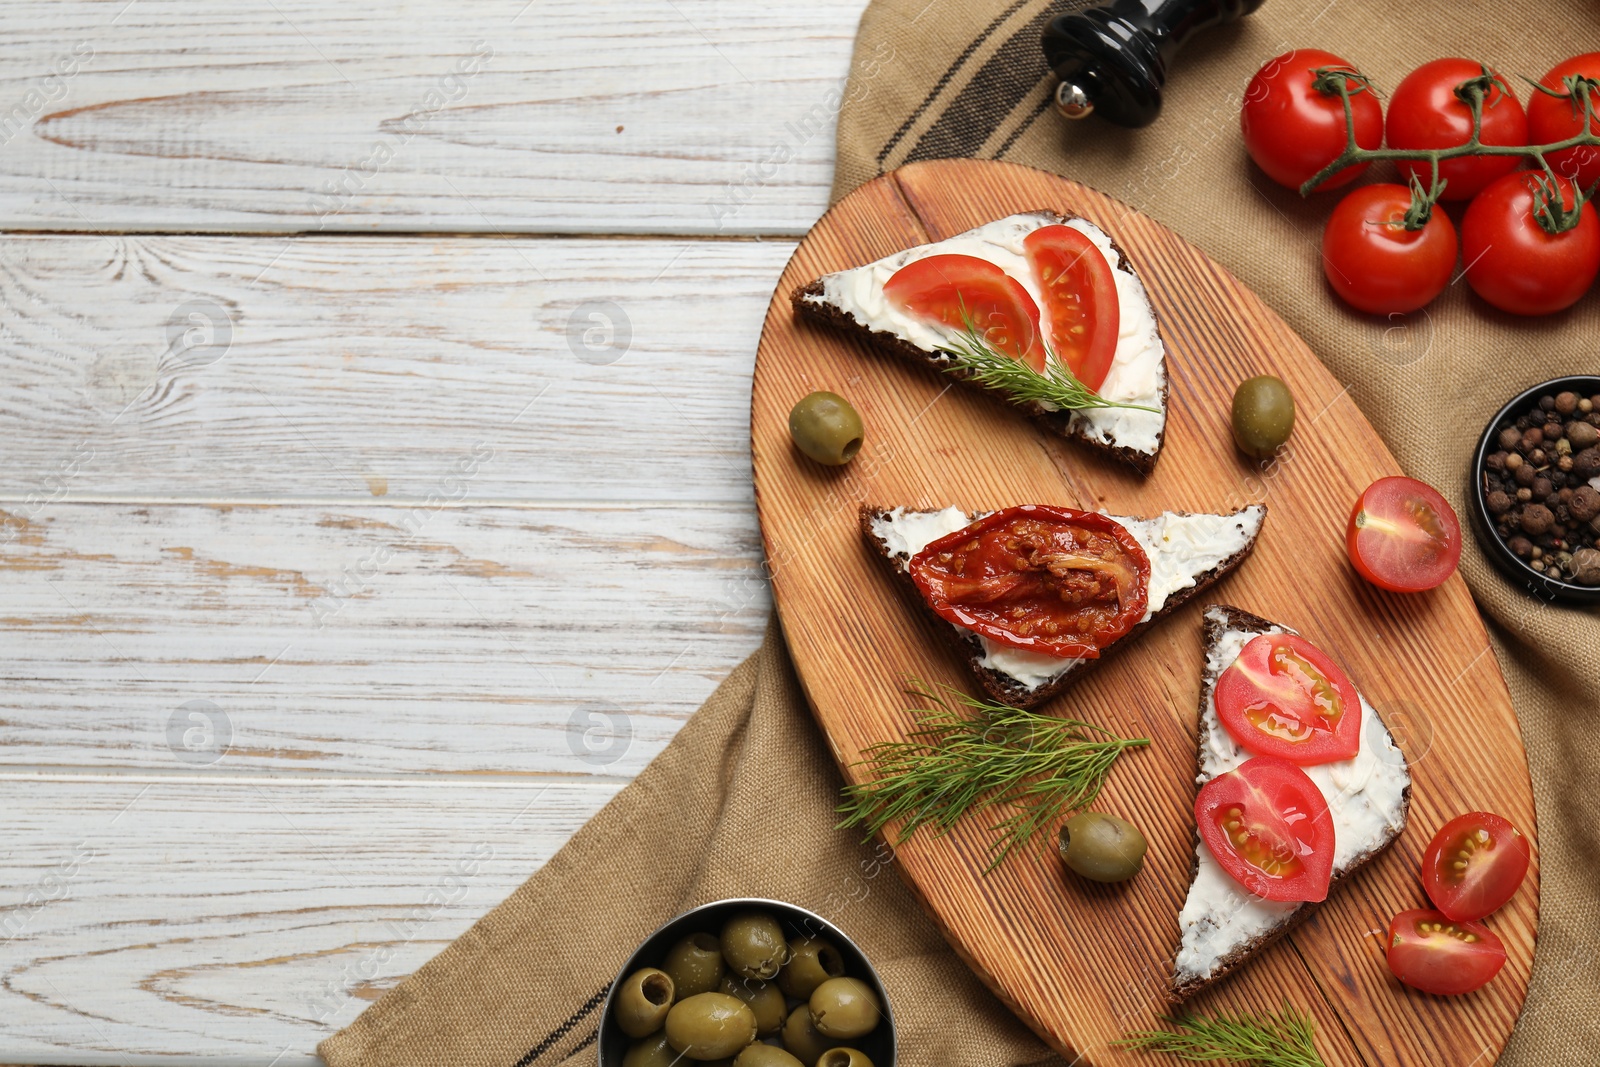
[1042, 0, 1267, 127]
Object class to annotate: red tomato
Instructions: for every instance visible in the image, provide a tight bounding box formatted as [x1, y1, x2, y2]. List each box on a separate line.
[1321, 184, 1458, 314]
[1241, 49, 1383, 191]
[884, 254, 1047, 371]
[1461, 171, 1600, 316]
[1021, 225, 1119, 392]
[908, 506, 1150, 659]
[1386, 909, 1507, 996]
[1347, 476, 1462, 593]
[1526, 53, 1600, 190]
[1195, 756, 1334, 903]
[1422, 812, 1530, 922]
[1214, 633, 1362, 765]
[1387, 58, 1528, 200]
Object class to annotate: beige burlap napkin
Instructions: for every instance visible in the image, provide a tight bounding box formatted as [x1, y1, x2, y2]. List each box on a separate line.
[323, 2, 1599, 1064]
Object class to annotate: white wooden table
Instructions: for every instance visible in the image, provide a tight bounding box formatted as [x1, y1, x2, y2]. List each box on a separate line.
[0, 3, 869, 1061]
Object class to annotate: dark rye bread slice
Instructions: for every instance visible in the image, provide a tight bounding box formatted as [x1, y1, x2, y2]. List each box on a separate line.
[791, 210, 1168, 476]
[1169, 604, 1413, 1002]
[860, 505, 1265, 710]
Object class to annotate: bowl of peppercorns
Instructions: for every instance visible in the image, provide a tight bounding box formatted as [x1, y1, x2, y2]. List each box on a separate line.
[1471, 375, 1600, 603]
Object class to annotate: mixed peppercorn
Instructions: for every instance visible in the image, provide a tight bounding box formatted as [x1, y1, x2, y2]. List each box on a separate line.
[1482, 390, 1600, 586]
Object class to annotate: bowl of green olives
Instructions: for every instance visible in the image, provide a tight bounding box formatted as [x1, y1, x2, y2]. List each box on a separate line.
[599, 898, 895, 1067]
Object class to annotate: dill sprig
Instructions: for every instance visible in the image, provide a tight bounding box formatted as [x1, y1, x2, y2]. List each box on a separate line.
[836, 681, 1149, 872]
[940, 317, 1159, 415]
[1118, 1002, 1326, 1067]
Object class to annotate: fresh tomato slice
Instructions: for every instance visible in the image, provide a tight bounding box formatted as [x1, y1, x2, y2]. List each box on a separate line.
[884, 254, 1047, 372]
[907, 505, 1150, 659]
[1386, 909, 1507, 996]
[1195, 756, 1334, 902]
[1422, 812, 1530, 922]
[1021, 225, 1119, 392]
[1214, 633, 1362, 765]
[1347, 476, 1462, 593]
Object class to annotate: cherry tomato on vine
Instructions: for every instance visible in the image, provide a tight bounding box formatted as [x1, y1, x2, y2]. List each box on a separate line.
[1461, 171, 1600, 316]
[1321, 184, 1458, 315]
[1241, 49, 1383, 191]
[1527, 53, 1600, 190]
[1347, 476, 1462, 593]
[1422, 812, 1530, 922]
[1386, 909, 1507, 996]
[1387, 58, 1528, 201]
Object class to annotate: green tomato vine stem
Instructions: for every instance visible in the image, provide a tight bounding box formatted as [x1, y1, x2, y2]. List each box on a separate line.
[1299, 64, 1600, 235]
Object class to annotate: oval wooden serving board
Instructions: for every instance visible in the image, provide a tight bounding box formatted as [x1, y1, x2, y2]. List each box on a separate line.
[750, 159, 1537, 1066]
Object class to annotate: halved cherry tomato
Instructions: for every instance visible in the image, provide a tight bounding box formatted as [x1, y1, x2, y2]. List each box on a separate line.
[907, 505, 1150, 659]
[1526, 53, 1600, 191]
[1240, 49, 1383, 192]
[1195, 756, 1334, 903]
[884, 254, 1046, 372]
[1422, 812, 1530, 922]
[1386, 58, 1528, 201]
[1386, 909, 1507, 996]
[1347, 476, 1462, 593]
[1021, 225, 1119, 391]
[1214, 633, 1362, 765]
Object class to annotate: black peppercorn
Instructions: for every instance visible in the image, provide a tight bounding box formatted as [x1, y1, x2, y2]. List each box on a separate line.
[1571, 486, 1600, 523]
[1557, 391, 1580, 415]
[1521, 504, 1555, 535]
[1515, 463, 1538, 486]
[1575, 447, 1600, 479]
[1487, 490, 1512, 514]
[1539, 394, 1557, 411]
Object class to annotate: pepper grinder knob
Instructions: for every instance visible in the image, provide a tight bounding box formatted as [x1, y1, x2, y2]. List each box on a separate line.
[1043, 0, 1267, 127]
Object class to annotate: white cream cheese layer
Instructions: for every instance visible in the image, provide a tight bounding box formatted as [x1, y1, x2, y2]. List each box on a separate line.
[1173, 607, 1411, 985]
[869, 505, 1264, 690]
[806, 212, 1167, 455]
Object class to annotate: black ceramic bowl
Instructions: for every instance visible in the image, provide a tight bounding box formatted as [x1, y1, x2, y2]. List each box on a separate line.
[1469, 374, 1600, 605]
[597, 897, 896, 1067]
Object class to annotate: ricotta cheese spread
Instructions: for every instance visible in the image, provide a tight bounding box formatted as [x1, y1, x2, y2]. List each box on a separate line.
[869, 505, 1265, 690]
[1173, 606, 1411, 986]
[805, 212, 1167, 455]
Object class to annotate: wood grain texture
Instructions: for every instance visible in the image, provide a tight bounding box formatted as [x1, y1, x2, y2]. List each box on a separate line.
[751, 159, 1538, 1066]
[0, 500, 766, 777]
[0, 774, 619, 1065]
[0, 0, 868, 235]
[0, 235, 791, 504]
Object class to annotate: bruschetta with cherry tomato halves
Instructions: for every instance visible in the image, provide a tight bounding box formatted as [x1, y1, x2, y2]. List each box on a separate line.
[797, 212, 1169, 474]
[1171, 605, 1411, 1002]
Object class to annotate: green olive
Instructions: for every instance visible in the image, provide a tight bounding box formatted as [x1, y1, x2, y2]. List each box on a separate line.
[788, 391, 864, 466]
[664, 992, 758, 1060]
[662, 932, 726, 999]
[720, 909, 788, 980]
[623, 1032, 679, 1067]
[818, 1050, 876, 1067]
[719, 974, 786, 1036]
[615, 967, 676, 1038]
[776, 937, 846, 999]
[1230, 374, 1295, 459]
[807, 977, 880, 1040]
[733, 1045, 806, 1067]
[1058, 811, 1147, 883]
[781, 1005, 844, 1064]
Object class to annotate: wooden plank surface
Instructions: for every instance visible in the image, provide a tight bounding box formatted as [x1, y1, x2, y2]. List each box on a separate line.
[0, 500, 765, 777]
[0, 774, 620, 1065]
[750, 159, 1537, 1066]
[0, 0, 868, 235]
[0, 235, 790, 504]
